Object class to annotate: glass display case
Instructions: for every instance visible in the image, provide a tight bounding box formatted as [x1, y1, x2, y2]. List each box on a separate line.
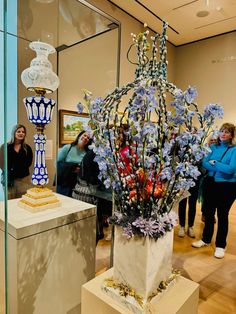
[0, 1, 120, 313]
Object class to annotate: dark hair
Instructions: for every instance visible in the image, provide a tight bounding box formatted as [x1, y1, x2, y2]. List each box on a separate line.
[71, 130, 92, 151]
[217, 123, 236, 146]
[118, 124, 129, 148]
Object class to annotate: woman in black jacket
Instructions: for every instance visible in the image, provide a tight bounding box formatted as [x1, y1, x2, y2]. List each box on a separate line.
[0, 124, 33, 199]
[72, 146, 112, 243]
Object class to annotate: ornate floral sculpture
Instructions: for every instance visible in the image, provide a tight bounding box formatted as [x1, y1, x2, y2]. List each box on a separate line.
[81, 23, 223, 239]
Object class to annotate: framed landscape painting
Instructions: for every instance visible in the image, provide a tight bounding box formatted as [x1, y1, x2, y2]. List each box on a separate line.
[59, 110, 90, 146]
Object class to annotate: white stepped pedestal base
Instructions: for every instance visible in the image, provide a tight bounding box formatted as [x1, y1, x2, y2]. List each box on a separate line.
[81, 268, 199, 314]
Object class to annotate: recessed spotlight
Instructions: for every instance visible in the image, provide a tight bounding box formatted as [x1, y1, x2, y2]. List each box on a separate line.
[196, 10, 210, 17]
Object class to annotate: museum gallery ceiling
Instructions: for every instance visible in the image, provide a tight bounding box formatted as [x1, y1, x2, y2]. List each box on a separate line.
[109, 0, 236, 45]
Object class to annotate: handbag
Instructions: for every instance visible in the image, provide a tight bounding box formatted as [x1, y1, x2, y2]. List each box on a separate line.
[56, 145, 78, 187]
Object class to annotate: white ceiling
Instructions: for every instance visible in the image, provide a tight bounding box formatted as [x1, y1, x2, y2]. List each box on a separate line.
[109, 0, 236, 45]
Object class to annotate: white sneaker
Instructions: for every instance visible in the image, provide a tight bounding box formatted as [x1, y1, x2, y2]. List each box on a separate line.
[188, 227, 195, 238]
[178, 227, 185, 237]
[192, 239, 208, 248]
[214, 247, 225, 259]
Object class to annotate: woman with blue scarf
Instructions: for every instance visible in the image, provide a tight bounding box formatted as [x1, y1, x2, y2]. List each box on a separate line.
[192, 123, 236, 258]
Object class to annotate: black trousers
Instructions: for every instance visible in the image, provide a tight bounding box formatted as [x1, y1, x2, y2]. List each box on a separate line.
[202, 177, 236, 248]
[178, 181, 199, 228]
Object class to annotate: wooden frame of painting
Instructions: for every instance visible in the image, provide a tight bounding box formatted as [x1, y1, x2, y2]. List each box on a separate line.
[59, 109, 89, 146]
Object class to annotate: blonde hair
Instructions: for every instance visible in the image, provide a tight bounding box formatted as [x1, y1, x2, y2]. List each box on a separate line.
[217, 123, 236, 146]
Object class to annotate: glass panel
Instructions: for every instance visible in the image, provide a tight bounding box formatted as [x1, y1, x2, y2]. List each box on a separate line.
[17, 0, 117, 47]
[58, 0, 114, 46]
[58, 28, 119, 107]
[0, 0, 3, 31]
[0, 25, 5, 314]
[18, 0, 58, 44]
[7, 0, 17, 35]
[1, 0, 120, 312]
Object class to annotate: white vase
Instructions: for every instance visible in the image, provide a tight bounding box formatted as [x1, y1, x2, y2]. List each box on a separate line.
[113, 226, 173, 304]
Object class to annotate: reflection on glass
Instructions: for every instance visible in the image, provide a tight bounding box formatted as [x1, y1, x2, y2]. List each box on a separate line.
[0, 124, 33, 200]
[59, 0, 112, 46]
[0, 0, 3, 31]
[1, 2, 120, 312]
[17, 0, 117, 49]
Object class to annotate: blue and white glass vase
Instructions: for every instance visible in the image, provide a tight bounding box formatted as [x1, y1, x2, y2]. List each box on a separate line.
[32, 133, 49, 186]
[24, 96, 55, 125]
[24, 96, 55, 187]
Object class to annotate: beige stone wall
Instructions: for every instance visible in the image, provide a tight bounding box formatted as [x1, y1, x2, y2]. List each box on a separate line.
[175, 32, 236, 126]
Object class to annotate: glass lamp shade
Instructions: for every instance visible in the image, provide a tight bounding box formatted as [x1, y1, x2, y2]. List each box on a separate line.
[24, 96, 55, 125]
[21, 41, 59, 93]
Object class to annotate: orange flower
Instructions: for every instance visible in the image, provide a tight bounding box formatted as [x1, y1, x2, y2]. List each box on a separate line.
[129, 189, 137, 201]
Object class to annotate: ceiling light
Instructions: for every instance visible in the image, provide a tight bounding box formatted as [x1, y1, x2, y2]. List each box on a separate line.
[196, 10, 210, 17]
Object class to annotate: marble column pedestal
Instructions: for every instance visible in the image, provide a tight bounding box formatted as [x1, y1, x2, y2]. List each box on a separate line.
[0, 193, 96, 314]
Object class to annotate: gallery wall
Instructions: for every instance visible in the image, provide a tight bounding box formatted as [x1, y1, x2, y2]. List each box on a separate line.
[175, 31, 236, 127]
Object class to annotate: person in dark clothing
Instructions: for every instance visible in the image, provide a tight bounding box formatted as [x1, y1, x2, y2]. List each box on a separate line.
[0, 124, 33, 199]
[56, 131, 91, 197]
[72, 147, 112, 244]
[192, 123, 236, 259]
[178, 179, 200, 238]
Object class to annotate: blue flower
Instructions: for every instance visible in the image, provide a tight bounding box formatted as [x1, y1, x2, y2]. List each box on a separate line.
[161, 167, 173, 180]
[90, 97, 103, 114]
[172, 116, 185, 125]
[77, 102, 84, 113]
[176, 178, 195, 190]
[185, 86, 198, 104]
[176, 132, 192, 147]
[171, 101, 185, 115]
[173, 88, 184, 102]
[187, 110, 195, 121]
[175, 163, 186, 176]
[135, 86, 146, 96]
[203, 104, 224, 120]
[104, 178, 111, 189]
[184, 164, 201, 179]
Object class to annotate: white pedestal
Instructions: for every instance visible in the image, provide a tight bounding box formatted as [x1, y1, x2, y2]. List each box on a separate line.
[114, 227, 173, 303]
[81, 268, 199, 314]
[0, 193, 96, 314]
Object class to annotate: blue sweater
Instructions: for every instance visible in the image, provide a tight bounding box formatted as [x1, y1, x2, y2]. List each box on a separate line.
[202, 141, 236, 182]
